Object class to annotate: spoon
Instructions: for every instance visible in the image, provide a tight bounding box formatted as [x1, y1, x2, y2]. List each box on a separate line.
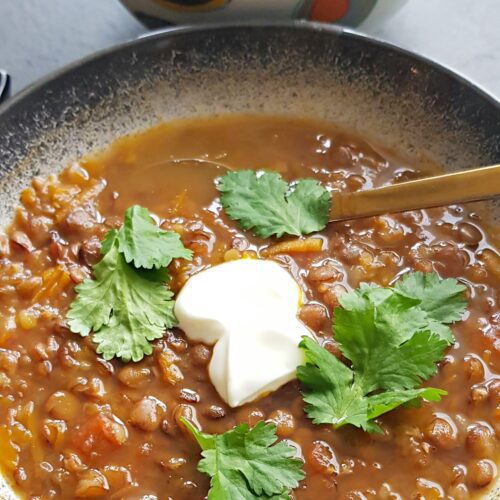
[164, 159, 500, 222]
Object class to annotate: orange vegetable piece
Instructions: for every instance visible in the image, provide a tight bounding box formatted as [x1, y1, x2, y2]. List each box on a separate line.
[261, 237, 323, 257]
[74, 413, 128, 455]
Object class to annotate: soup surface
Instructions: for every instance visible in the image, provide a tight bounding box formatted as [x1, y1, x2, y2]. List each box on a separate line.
[0, 115, 498, 499]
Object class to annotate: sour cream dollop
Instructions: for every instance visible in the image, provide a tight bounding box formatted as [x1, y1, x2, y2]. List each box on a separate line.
[174, 259, 312, 407]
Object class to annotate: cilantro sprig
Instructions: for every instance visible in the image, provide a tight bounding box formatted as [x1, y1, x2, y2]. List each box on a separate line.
[218, 170, 331, 238]
[297, 272, 466, 432]
[181, 418, 304, 499]
[115, 205, 192, 269]
[67, 206, 192, 362]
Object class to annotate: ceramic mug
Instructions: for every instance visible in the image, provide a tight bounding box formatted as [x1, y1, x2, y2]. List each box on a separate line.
[121, 0, 408, 28]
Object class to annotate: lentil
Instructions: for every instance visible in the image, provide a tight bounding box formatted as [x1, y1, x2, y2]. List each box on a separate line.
[0, 115, 498, 499]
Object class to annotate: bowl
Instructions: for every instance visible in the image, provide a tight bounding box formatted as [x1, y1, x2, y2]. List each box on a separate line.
[0, 23, 498, 498]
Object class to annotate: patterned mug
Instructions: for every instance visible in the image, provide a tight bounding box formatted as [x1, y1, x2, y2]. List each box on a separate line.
[120, 0, 408, 28]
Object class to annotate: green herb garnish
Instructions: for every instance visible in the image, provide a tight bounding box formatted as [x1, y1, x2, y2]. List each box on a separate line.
[67, 206, 191, 362]
[115, 205, 192, 269]
[218, 170, 331, 238]
[297, 272, 466, 432]
[181, 418, 304, 499]
[393, 271, 467, 324]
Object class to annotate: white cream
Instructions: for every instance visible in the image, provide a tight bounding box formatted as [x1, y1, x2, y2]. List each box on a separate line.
[174, 259, 312, 407]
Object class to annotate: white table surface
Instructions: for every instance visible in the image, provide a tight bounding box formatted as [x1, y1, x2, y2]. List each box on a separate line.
[1, 0, 499, 99]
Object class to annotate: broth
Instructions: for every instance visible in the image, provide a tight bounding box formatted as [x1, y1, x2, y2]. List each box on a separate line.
[0, 115, 498, 499]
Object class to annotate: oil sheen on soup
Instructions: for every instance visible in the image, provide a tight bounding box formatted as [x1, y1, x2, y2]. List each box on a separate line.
[0, 115, 498, 499]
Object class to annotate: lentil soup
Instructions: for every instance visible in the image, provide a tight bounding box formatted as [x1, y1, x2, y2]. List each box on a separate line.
[0, 115, 498, 499]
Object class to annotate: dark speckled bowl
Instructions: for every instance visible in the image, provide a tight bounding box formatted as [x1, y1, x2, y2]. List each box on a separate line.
[0, 23, 498, 498]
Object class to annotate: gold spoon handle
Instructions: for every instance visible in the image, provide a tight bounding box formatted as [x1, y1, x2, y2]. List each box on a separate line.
[331, 164, 500, 221]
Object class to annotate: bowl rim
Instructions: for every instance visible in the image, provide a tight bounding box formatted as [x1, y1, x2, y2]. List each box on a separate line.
[1, 20, 499, 118]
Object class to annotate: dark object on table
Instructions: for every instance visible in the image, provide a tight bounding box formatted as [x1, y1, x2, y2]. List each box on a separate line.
[0, 70, 9, 104]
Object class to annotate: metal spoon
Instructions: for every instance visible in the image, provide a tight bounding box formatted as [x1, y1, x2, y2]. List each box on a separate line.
[331, 163, 500, 221]
[165, 159, 500, 221]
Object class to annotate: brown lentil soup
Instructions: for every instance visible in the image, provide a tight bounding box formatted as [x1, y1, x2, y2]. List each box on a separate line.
[0, 115, 499, 499]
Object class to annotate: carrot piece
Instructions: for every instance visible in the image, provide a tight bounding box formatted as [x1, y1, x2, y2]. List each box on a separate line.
[261, 237, 323, 257]
[32, 265, 71, 303]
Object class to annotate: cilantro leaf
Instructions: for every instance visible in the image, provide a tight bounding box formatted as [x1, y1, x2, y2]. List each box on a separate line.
[394, 271, 467, 323]
[116, 205, 192, 269]
[181, 418, 304, 499]
[334, 294, 448, 392]
[297, 337, 368, 429]
[67, 206, 191, 363]
[298, 335, 447, 433]
[297, 273, 467, 432]
[340, 273, 463, 345]
[217, 170, 330, 238]
[67, 235, 176, 362]
[366, 387, 447, 420]
[369, 292, 450, 345]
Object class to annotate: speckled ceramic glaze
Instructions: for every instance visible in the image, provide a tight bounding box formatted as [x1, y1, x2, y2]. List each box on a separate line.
[0, 23, 498, 498]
